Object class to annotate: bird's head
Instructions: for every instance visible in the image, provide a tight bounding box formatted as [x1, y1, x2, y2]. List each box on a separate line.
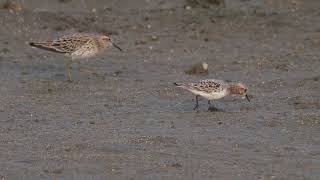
[230, 83, 250, 102]
[101, 35, 122, 51]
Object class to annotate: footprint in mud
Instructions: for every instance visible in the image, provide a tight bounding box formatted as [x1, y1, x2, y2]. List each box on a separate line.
[289, 96, 320, 110]
[43, 168, 63, 174]
[129, 136, 177, 146]
[193, 106, 222, 112]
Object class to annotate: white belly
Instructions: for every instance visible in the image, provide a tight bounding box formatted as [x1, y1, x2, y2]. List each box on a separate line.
[190, 89, 227, 100]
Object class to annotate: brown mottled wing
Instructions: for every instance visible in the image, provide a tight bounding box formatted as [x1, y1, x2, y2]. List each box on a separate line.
[189, 79, 225, 93]
[29, 34, 92, 54]
[50, 35, 91, 53]
[29, 41, 65, 53]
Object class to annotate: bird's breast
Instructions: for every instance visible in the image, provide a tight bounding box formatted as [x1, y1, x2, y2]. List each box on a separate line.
[70, 45, 99, 59]
[208, 89, 228, 100]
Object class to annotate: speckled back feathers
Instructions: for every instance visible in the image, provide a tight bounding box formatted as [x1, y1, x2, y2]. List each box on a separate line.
[29, 33, 112, 59]
[175, 79, 226, 93]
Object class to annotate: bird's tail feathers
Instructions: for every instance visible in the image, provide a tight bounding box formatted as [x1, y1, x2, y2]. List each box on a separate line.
[29, 42, 65, 53]
[29, 42, 49, 48]
[174, 82, 189, 89]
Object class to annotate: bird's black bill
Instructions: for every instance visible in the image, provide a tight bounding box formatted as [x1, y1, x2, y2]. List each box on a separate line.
[245, 94, 250, 102]
[112, 43, 122, 51]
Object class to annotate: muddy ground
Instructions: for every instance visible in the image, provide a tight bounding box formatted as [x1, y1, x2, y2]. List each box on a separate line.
[0, 0, 319, 179]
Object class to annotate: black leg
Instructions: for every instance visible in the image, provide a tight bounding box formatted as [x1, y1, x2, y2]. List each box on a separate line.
[208, 100, 211, 105]
[193, 95, 200, 110]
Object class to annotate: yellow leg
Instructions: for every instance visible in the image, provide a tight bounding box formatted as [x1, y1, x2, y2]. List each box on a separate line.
[66, 62, 72, 82]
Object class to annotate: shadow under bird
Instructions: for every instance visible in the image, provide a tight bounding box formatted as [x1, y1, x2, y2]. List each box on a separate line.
[174, 79, 250, 111]
[29, 33, 122, 82]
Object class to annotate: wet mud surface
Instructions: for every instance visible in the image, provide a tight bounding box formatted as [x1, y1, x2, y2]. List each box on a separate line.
[0, 0, 319, 179]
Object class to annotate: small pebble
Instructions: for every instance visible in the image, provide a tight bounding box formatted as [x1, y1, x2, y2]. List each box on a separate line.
[185, 6, 192, 10]
[151, 35, 158, 41]
[185, 62, 209, 75]
[135, 40, 147, 45]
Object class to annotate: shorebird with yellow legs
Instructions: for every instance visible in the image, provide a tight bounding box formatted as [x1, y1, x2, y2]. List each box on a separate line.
[29, 33, 122, 82]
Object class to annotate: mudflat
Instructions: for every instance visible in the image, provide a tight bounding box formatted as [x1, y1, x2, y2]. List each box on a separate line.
[0, 0, 319, 179]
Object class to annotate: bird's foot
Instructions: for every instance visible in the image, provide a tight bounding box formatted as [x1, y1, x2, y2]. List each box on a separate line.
[208, 106, 219, 112]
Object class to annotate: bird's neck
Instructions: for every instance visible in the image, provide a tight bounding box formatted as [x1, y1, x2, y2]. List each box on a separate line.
[96, 39, 109, 50]
[228, 84, 241, 95]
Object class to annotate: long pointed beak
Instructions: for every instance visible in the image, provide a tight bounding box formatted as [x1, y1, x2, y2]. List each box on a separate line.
[245, 94, 250, 102]
[112, 43, 122, 51]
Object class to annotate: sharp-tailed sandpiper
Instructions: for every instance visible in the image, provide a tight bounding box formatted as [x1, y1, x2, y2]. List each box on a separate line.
[29, 33, 122, 82]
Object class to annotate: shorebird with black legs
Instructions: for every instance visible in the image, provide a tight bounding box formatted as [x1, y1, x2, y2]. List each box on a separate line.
[174, 79, 250, 111]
